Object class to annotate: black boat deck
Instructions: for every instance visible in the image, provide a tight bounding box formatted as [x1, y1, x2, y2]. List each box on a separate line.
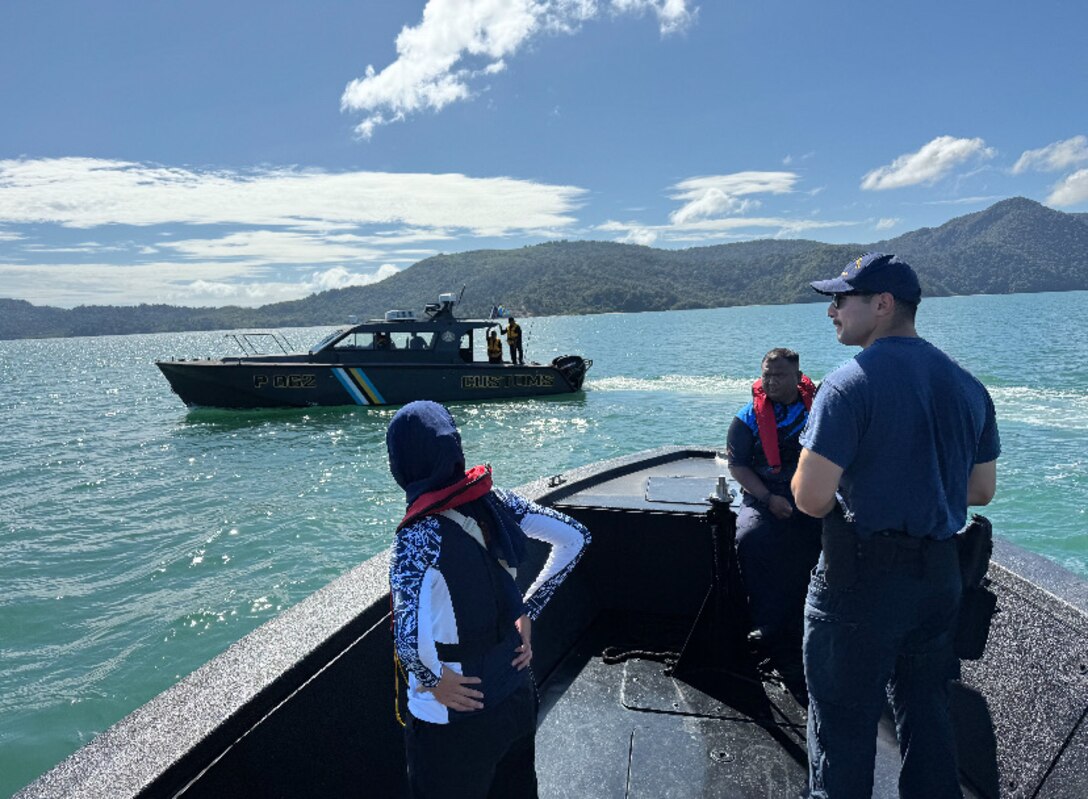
[531, 451, 984, 798]
[533, 612, 981, 798]
[15, 447, 1086, 798]
[536, 615, 809, 798]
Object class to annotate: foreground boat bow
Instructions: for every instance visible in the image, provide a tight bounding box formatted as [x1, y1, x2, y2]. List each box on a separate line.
[16, 448, 1088, 798]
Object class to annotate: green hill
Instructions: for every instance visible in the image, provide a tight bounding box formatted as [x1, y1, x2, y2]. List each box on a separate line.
[4, 197, 1087, 339]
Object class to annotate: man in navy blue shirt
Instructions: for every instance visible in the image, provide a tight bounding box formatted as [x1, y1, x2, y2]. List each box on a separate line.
[792, 253, 1000, 799]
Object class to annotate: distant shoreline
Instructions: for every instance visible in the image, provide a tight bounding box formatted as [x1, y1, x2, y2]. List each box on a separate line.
[4, 197, 1088, 340]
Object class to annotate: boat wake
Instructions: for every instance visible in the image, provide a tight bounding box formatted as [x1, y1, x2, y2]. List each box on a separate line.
[587, 375, 754, 395]
[989, 385, 1088, 430]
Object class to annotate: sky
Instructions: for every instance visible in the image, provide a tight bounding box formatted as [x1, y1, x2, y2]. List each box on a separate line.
[1, 0, 1086, 309]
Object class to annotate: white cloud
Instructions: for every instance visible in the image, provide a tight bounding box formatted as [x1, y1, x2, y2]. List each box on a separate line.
[0, 261, 263, 307]
[860, 136, 996, 191]
[875, 218, 899, 230]
[668, 171, 798, 225]
[618, 227, 658, 246]
[600, 214, 856, 244]
[181, 264, 402, 305]
[610, 0, 697, 34]
[158, 230, 387, 264]
[0, 158, 586, 235]
[923, 195, 1005, 206]
[341, 0, 697, 137]
[594, 170, 847, 244]
[309, 264, 401, 291]
[1013, 136, 1088, 174]
[0, 260, 402, 309]
[0, 157, 590, 307]
[782, 151, 814, 166]
[1047, 169, 1088, 207]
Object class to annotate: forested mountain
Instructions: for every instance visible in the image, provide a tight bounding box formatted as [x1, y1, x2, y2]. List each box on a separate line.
[4, 197, 1087, 339]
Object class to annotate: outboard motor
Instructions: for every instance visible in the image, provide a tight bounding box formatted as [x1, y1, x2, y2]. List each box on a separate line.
[552, 355, 591, 390]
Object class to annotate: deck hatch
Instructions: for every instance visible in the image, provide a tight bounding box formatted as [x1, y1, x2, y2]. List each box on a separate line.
[644, 475, 720, 506]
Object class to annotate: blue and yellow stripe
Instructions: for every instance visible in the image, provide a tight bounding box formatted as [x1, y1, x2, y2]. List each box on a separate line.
[332, 367, 386, 405]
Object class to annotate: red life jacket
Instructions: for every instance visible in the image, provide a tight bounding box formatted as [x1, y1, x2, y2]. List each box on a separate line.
[751, 375, 816, 474]
[397, 464, 493, 531]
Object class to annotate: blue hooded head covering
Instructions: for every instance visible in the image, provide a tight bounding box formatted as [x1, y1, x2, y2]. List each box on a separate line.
[386, 401, 466, 505]
[386, 401, 527, 568]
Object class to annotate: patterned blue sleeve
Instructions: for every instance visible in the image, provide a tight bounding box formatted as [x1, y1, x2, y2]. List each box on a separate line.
[494, 488, 591, 620]
[389, 517, 442, 688]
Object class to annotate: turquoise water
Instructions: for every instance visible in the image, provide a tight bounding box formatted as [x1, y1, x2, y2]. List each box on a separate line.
[2, 292, 1086, 795]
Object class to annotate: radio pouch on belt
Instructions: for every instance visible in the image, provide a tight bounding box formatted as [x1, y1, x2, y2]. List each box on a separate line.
[820, 498, 859, 589]
[953, 514, 996, 661]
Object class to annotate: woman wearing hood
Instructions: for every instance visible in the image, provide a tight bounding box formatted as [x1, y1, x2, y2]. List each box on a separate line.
[387, 401, 590, 798]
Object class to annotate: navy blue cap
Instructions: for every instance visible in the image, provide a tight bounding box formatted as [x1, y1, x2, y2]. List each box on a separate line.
[810, 252, 921, 304]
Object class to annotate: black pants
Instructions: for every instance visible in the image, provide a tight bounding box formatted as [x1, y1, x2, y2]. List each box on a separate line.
[508, 341, 523, 365]
[735, 500, 821, 647]
[405, 679, 538, 799]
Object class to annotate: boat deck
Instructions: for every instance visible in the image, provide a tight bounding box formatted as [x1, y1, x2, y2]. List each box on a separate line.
[16, 447, 1085, 798]
[533, 611, 980, 798]
[529, 450, 983, 798]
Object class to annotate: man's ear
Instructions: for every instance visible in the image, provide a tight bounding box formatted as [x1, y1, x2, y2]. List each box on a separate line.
[875, 292, 896, 316]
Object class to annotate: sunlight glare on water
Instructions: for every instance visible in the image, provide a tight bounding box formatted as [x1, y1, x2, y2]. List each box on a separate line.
[1, 292, 1086, 794]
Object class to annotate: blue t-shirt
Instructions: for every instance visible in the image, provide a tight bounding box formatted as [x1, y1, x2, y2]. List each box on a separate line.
[800, 337, 1000, 539]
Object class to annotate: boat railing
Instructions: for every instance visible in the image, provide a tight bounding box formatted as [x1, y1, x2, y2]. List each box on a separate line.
[225, 332, 294, 356]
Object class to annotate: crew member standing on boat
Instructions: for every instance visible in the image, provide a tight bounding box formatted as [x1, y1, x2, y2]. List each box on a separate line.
[792, 253, 1000, 799]
[387, 401, 590, 799]
[726, 348, 820, 701]
[487, 330, 504, 364]
[501, 317, 524, 365]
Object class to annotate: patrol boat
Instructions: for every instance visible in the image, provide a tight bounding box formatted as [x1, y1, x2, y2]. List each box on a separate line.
[15, 448, 1088, 798]
[155, 293, 591, 409]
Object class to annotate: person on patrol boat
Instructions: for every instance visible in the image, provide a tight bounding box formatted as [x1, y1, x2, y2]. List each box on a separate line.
[725, 347, 820, 702]
[793, 252, 1000, 798]
[501, 317, 524, 365]
[487, 329, 503, 364]
[387, 401, 590, 799]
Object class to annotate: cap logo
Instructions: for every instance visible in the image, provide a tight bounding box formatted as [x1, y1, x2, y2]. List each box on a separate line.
[840, 256, 863, 278]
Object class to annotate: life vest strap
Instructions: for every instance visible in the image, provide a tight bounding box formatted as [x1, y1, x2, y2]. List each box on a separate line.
[752, 375, 816, 474]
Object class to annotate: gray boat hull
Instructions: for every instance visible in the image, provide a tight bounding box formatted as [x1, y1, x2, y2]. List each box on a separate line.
[156, 357, 589, 408]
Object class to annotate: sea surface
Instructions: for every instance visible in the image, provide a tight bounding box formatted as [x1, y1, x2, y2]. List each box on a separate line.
[2, 292, 1086, 796]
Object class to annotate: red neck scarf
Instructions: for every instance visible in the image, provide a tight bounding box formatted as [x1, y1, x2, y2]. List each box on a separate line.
[752, 375, 816, 474]
[398, 464, 493, 531]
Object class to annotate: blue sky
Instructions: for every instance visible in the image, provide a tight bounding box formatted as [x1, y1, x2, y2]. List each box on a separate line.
[1, 0, 1086, 308]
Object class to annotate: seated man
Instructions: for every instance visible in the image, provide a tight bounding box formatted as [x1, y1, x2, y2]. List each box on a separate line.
[726, 348, 821, 699]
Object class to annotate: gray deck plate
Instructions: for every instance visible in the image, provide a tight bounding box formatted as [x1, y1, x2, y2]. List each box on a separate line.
[620, 658, 807, 731]
[644, 476, 719, 506]
[554, 456, 729, 514]
[536, 650, 975, 798]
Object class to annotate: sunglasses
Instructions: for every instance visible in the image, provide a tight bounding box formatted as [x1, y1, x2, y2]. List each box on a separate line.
[831, 291, 874, 309]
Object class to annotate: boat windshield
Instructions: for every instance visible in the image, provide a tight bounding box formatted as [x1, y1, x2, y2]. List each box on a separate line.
[329, 331, 436, 351]
[310, 328, 347, 354]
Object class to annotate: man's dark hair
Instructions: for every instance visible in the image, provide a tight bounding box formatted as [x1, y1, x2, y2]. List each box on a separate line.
[763, 348, 800, 367]
[893, 299, 919, 324]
